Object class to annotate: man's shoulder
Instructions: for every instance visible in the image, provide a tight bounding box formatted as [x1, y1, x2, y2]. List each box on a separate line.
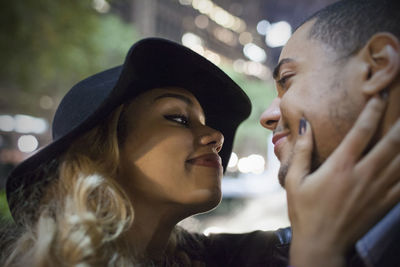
[355, 203, 400, 267]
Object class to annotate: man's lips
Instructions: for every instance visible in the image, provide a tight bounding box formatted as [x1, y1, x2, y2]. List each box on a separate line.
[272, 132, 288, 158]
[272, 132, 288, 146]
[187, 153, 222, 169]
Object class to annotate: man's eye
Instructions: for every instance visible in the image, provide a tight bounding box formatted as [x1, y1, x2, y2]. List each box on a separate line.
[164, 114, 189, 126]
[277, 75, 293, 88]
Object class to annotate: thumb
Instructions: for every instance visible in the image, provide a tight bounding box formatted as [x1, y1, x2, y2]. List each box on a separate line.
[285, 118, 313, 190]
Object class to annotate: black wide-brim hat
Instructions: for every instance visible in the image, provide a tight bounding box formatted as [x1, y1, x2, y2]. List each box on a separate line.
[6, 37, 251, 223]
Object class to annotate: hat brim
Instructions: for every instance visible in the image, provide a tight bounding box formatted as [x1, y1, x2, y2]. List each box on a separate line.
[6, 38, 251, 222]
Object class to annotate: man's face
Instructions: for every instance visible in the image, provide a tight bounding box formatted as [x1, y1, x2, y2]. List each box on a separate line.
[260, 20, 367, 186]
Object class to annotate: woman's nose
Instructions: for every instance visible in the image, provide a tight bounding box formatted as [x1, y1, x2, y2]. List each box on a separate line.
[200, 127, 224, 153]
[260, 98, 281, 131]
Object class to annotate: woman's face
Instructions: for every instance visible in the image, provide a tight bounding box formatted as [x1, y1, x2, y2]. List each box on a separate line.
[117, 87, 224, 214]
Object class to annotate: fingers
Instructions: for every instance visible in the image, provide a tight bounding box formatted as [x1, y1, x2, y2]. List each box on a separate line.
[286, 118, 313, 190]
[332, 95, 387, 162]
[376, 154, 400, 204]
[363, 155, 400, 229]
[384, 176, 400, 210]
[353, 153, 400, 226]
[357, 119, 400, 177]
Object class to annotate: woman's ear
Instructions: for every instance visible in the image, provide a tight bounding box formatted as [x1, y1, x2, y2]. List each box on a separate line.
[360, 33, 400, 96]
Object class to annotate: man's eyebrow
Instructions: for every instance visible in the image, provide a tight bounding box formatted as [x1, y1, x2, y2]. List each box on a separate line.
[273, 58, 295, 80]
[153, 93, 193, 106]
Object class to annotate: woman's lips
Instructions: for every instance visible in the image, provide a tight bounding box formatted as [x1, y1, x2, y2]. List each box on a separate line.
[187, 153, 222, 169]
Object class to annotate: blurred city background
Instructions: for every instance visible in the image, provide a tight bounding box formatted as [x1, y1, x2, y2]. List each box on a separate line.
[0, 0, 336, 234]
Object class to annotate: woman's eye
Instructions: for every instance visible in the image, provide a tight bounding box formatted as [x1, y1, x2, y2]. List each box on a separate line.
[164, 114, 189, 126]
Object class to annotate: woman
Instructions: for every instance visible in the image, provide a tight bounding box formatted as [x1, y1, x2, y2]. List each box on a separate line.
[2, 38, 398, 266]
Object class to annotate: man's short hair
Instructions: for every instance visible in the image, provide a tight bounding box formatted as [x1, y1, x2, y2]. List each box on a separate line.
[303, 0, 400, 58]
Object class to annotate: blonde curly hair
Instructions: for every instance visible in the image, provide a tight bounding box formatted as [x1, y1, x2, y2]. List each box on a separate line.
[4, 106, 137, 266]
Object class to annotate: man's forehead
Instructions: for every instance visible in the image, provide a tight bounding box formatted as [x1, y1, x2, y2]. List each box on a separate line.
[273, 20, 336, 79]
[279, 20, 315, 61]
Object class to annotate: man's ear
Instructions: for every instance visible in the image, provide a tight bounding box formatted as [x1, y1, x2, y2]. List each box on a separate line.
[360, 33, 400, 96]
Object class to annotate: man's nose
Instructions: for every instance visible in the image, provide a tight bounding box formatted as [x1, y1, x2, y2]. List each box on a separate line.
[260, 98, 281, 131]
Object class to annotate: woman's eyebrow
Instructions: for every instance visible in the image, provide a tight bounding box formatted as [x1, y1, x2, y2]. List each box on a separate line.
[153, 93, 193, 106]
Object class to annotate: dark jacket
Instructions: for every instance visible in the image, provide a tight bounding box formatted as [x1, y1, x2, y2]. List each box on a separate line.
[181, 227, 291, 267]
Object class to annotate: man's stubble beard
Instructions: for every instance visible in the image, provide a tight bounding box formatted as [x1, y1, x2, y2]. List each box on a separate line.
[278, 146, 323, 188]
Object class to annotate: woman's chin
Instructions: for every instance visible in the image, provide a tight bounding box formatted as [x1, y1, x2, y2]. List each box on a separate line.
[186, 189, 222, 214]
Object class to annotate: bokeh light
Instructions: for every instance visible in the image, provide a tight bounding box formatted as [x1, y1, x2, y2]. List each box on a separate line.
[265, 21, 292, 47]
[243, 43, 266, 62]
[17, 135, 39, 153]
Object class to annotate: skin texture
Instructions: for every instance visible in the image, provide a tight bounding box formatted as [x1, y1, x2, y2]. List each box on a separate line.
[260, 19, 400, 267]
[116, 87, 224, 259]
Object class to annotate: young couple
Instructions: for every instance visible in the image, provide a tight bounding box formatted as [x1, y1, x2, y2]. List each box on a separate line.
[3, 0, 399, 266]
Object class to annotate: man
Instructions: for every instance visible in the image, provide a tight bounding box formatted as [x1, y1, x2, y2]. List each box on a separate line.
[260, 0, 399, 266]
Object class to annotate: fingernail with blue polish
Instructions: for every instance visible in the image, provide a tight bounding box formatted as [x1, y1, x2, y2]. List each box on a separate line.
[299, 118, 307, 135]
